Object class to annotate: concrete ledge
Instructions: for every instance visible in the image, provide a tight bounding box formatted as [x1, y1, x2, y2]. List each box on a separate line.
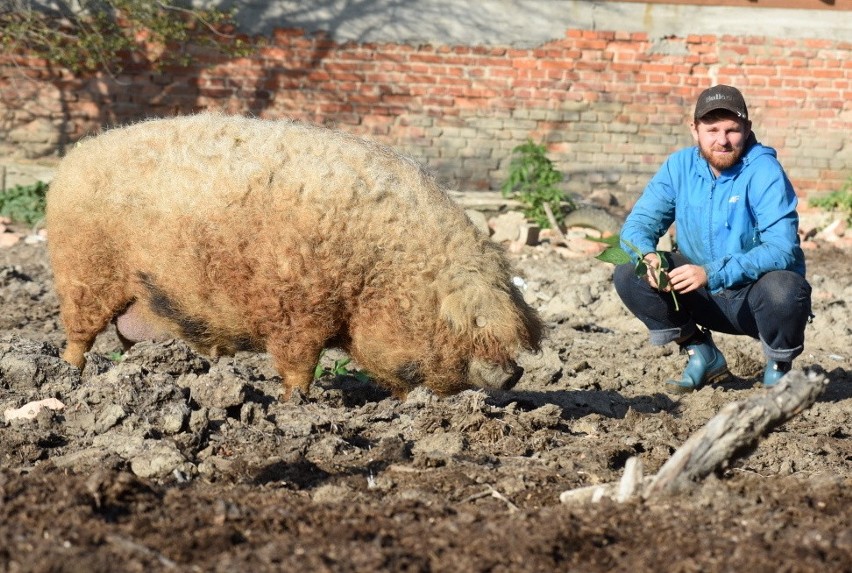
[0, 160, 57, 193]
[208, 0, 851, 43]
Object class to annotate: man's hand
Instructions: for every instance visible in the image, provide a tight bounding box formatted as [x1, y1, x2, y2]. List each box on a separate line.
[667, 264, 708, 294]
[643, 254, 707, 294]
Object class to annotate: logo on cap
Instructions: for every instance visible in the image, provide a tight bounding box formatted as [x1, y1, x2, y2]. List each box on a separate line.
[694, 85, 748, 120]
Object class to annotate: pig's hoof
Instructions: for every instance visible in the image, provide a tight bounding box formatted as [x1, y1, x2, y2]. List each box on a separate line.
[281, 387, 309, 404]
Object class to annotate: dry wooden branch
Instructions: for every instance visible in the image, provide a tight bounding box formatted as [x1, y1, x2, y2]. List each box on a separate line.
[461, 485, 520, 513]
[558, 457, 647, 504]
[560, 370, 828, 505]
[644, 369, 826, 496]
[542, 203, 570, 247]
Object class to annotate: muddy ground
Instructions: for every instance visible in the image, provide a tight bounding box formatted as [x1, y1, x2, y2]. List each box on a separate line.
[0, 222, 850, 573]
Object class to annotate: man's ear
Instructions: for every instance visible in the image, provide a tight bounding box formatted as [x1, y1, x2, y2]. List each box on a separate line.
[689, 120, 699, 143]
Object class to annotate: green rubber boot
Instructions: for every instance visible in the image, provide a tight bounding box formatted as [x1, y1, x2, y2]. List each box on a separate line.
[666, 332, 729, 391]
[763, 360, 792, 387]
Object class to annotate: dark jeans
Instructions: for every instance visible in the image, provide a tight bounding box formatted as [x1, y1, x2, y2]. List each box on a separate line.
[613, 252, 812, 362]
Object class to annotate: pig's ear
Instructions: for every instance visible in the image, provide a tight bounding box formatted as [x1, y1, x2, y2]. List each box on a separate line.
[440, 285, 499, 334]
[440, 288, 474, 333]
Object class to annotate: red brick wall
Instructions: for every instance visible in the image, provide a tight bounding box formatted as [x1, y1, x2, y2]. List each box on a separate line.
[1, 28, 849, 205]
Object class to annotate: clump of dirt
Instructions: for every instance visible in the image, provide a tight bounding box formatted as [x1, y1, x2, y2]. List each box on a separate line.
[1, 234, 850, 572]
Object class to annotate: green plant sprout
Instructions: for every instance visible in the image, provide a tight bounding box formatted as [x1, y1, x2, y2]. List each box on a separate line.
[313, 353, 371, 384]
[0, 181, 48, 226]
[501, 139, 575, 229]
[594, 235, 680, 311]
[808, 175, 852, 224]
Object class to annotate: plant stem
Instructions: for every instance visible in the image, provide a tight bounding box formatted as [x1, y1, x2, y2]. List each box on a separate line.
[671, 291, 680, 312]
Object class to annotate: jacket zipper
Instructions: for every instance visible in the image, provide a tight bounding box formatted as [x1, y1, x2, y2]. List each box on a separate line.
[707, 180, 715, 261]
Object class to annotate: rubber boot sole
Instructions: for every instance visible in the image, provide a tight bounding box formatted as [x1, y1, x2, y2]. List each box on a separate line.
[665, 366, 731, 394]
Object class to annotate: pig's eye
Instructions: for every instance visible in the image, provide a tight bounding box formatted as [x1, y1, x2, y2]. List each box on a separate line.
[475, 316, 487, 328]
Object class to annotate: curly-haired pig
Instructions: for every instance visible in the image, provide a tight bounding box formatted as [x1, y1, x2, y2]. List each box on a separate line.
[46, 114, 543, 399]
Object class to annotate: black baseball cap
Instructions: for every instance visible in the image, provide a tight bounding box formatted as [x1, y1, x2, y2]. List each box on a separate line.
[694, 85, 748, 121]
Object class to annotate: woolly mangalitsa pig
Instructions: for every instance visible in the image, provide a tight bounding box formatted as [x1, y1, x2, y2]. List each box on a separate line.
[46, 113, 543, 399]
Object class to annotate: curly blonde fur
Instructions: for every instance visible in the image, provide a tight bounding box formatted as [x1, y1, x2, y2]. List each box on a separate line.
[47, 114, 543, 398]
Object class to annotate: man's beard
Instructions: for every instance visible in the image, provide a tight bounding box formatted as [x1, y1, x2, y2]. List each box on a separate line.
[699, 142, 743, 172]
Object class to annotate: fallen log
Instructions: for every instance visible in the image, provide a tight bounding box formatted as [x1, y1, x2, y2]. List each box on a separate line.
[560, 369, 828, 504]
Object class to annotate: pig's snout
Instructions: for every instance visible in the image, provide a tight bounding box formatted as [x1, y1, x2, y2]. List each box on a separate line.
[469, 359, 524, 391]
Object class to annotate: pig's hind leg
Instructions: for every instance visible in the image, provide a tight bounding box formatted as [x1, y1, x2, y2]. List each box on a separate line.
[52, 246, 132, 371]
[58, 284, 132, 370]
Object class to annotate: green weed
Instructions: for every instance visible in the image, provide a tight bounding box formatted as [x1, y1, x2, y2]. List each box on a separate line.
[0, 0, 255, 75]
[313, 353, 371, 384]
[809, 176, 852, 223]
[0, 181, 48, 226]
[501, 139, 574, 228]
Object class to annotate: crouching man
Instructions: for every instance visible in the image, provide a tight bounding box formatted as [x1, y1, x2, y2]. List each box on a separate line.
[613, 85, 812, 391]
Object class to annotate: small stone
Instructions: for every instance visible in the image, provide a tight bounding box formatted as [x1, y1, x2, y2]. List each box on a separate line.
[817, 218, 848, 242]
[24, 233, 47, 245]
[0, 233, 21, 248]
[4, 398, 65, 422]
[129, 441, 186, 479]
[566, 236, 607, 256]
[517, 223, 540, 246]
[489, 211, 527, 243]
[93, 404, 126, 434]
[312, 484, 351, 504]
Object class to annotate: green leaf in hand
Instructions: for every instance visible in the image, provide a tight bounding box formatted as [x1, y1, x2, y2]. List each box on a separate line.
[595, 245, 632, 265]
[594, 234, 680, 311]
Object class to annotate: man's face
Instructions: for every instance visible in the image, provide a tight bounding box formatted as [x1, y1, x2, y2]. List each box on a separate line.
[690, 114, 752, 175]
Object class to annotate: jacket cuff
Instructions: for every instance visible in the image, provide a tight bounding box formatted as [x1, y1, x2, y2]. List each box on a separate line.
[704, 262, 723, 292]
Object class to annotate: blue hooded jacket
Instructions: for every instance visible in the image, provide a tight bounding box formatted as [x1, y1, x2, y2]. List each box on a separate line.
[620, 134, 806, 293]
